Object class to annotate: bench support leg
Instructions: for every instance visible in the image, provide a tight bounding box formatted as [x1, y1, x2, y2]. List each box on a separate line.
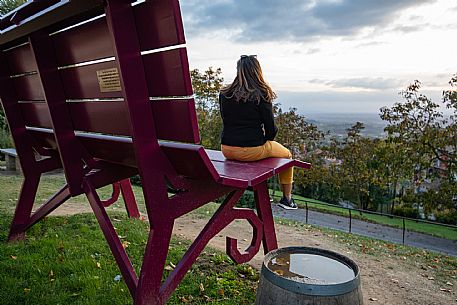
[254, 181, 279, 253]
[120, 179, 140, 218]
[8, 173, 40, 241]
[135, 219, 174, 305]
[84, 179, 139, 297]
[101, 179, 140, 219]
[27, 184, 71, 230]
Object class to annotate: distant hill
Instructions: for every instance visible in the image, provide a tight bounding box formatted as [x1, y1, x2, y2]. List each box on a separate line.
[306, 112, 387, 138]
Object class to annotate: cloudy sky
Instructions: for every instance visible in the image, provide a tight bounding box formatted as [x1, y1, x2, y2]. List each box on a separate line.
[180, 0, 457, 114]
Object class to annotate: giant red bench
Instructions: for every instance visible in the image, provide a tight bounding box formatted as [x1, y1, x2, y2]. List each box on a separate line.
[0, 1, 311, 304]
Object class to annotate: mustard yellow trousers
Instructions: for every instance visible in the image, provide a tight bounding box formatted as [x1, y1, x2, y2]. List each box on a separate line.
[221, 141, 293, 184]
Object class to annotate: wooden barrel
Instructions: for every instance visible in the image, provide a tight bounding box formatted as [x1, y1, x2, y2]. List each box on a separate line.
[255, 247, 363, 305]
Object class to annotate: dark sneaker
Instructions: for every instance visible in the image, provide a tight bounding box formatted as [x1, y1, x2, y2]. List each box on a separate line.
[277, 197, 298, 210]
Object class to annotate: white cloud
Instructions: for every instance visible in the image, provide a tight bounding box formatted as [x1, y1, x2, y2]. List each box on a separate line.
[181, 0, 434, 42]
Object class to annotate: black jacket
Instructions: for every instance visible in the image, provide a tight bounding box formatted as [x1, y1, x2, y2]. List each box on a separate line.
[219, 93, 278, 147]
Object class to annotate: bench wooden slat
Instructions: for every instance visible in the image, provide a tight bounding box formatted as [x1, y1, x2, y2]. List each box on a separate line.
[4, 43, 37, 74]
[20, 102, 52, 128]
[212, 160, 274, 187]
[69, 102, 132, 136]
[206, 149, 307, 174]
[142, 48, 193, 97]
[134, 0, 185, 51]
[13, 74, 44, 101]
[58, 61, 123, 99]
[78, 134, 137, 168]
[52, 17, 114, 67]
[151, 99, 200, 143]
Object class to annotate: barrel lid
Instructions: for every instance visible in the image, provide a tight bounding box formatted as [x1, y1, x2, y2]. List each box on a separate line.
[262, 247, 361, 296]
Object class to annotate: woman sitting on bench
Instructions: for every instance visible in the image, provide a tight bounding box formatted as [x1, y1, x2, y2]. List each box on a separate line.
[219, 55, 297, 210]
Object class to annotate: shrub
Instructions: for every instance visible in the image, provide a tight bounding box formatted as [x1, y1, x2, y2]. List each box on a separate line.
[392, 204, 420, 219]
[434, 210, 457, 225]
[130, 174, 141, 186]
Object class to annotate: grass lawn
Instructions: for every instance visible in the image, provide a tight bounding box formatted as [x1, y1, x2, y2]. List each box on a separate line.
[0, 211, 258, 305]
[0, 174, 257, 304]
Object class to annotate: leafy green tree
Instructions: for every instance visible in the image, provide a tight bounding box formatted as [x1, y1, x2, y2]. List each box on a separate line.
[328, 123, 387, 210]
[274, 106, 325, 159]
[380, 75, 457, 214]
[0, 0, 25, 15]
[190, 67, 224, 149]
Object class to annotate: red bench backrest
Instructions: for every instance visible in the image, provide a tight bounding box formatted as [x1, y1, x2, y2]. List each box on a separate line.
[3, 0, 199, 143]
[0, 0, 211, 195]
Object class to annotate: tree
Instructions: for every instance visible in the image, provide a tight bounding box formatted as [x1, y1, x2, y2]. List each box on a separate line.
[380, 75, 457, 214]
[274, 106, 325, 159]
[190, 67, 224, 149]
[0, 0, 25, 15]
[324, 123, 388, 210]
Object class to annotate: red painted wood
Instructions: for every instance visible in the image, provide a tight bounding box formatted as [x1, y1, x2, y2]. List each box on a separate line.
[69, 101, 132, 135]
[254, 181, 278, 253]
[29, 31, 86, 195]
[0, 49, 45, 175]
[26, 184, 71, 230]
[84, 179, 139, 297]
[142, 48, 193, 97]
[13, 74, 44, 101]
[58, 49, 191, 100]
[19, 102, 52, 128]
[51, 0, 184, 67]
[59, 61, 123, 99]
[52, 17, 114, 67]
[26, 128, 58, 150]
[22, 99, 198, 141]
[0, 0, 105, 45]
[158, 190, 244, 302]
[4, 43, 37, 74]
[160, 142, 219, 180]
[212, 160, 274, 187]
[134, 0, 185, 51]
[7, 173, 40, 241]
[226, 208, 263, 264]
[151, 99, 200, 143]
[77, 134, 137, 168]
[119, 179, 140, 218]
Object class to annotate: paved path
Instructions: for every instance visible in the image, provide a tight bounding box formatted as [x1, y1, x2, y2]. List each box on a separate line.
[271, 205, 457, 257]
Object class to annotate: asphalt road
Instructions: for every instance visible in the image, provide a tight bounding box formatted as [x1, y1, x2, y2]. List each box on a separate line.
[271, 205, 457, 257]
